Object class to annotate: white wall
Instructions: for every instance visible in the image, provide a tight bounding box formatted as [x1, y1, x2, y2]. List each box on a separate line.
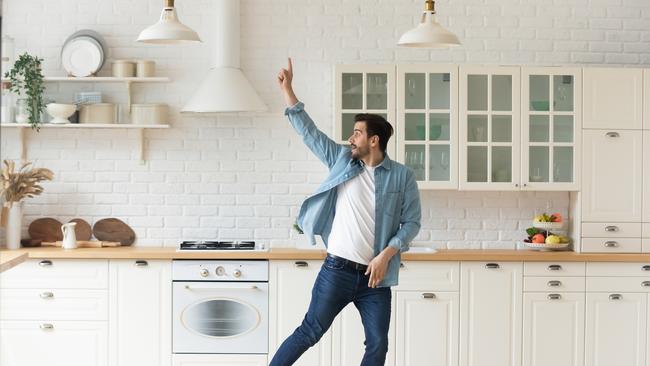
[1, 0, 648, 249]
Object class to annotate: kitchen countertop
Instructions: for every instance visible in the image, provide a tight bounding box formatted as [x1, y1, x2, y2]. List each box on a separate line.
[1, 247, 650, 272]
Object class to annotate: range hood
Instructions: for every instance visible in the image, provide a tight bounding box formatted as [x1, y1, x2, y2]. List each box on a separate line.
[182, 0, 266, 113]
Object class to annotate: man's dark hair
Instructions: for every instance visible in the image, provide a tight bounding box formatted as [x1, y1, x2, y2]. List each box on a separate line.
[354, 114, 394, 154]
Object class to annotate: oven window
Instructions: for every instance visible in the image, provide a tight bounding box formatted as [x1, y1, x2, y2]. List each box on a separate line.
[181, 299, 260, 338]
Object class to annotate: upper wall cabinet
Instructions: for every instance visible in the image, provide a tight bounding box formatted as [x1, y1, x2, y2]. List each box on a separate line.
[583, 68, 643, 130]
[335, 65, 396, 157]
[521, 67, 582, 191]
[459, 66, 521, 190]
[397, 65, 459, 189]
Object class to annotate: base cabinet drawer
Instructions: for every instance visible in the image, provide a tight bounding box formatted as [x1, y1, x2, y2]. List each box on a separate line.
[586, 277, 650, 292]
[587, 262, 650, 276]
[172, 354, 267, 366]
[581, 238, 641, 253]
[523, 277, 585, 292]
[0, 320, 108, 366]
[0, 259, 108, 289]
[0, 289, 108, 320]
[523, 262, 585, 276]
[394, 261, 460, 291]
[582, 222, 642, 237]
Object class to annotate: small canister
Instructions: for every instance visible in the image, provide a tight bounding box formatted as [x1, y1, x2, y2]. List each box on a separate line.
[135, 59, 155, 77]
[131, 103, 168, 125]
[112, 60, 135, 77]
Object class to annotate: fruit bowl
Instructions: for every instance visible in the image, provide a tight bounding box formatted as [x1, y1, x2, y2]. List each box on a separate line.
[522, 241, 570, 251]
[532, 221, 564, 230]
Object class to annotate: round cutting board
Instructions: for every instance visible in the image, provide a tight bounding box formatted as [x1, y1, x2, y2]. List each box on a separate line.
[69, 218, 92, 241]
[28, 218, 64, 242]
[92, 218, 135, 246]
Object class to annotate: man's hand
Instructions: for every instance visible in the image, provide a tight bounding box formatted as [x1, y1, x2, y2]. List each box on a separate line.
[365, 246, 399, 288]
[277, 57, 298, 107]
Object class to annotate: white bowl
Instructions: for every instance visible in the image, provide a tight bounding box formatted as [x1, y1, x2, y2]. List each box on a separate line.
[46, 103, 76, 124]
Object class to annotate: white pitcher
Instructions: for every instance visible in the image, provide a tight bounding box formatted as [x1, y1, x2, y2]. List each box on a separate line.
[61, 222, 77, 249]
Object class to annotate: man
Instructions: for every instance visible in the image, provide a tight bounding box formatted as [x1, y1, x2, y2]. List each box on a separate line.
[270, 58, 421, 366]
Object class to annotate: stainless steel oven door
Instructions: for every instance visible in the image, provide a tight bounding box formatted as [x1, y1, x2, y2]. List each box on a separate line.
[172, 281, 268, 354]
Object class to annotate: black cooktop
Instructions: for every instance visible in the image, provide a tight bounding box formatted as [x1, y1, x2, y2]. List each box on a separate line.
[179, 240, 256, 250]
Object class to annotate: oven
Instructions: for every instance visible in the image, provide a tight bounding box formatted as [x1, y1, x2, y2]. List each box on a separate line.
[172, 259, 269, 354]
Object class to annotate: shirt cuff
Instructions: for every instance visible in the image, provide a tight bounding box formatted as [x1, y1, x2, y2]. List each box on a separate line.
[388, 237, 407, 252]
[284, 101, 304, 116]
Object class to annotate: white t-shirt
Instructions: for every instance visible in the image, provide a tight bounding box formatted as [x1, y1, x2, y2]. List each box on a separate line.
[326, 164, 376, 264]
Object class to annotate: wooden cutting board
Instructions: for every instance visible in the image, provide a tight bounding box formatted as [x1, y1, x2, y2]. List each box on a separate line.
[28, 218, 63, 242]
[93, 218, 135, 246]
[69, 218, 92, 241]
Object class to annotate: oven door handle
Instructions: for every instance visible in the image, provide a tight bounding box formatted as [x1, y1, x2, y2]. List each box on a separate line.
[184, 285, 259, 291]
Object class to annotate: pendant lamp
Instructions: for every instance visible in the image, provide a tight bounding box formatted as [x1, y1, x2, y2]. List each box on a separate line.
[137, 0, 201, 44]
[397, 0, 460, 48]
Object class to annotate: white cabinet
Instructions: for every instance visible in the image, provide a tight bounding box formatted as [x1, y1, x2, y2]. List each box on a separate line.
[335, 64, 396, 157]
[269, 260, 331, 366]
[396, 64, 459, 189]
[581, 129, 643, 222]
[172, 354, 267, 366]
[0, 321, 108, 366]
[583, 68, 643, 130]
[644, 131, 650, 225]
[645, 70, 650, 130]
[459, 262, 523, 366]
[108, 259, 171, 366]
[395, 291, 459, 366]
[459, 66, 521, 190]
[521, 67, 582, 190]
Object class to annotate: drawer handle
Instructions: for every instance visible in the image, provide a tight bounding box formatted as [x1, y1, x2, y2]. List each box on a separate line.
[294, 261, 308, 267]
[421, 293, 436, 299]
[605, 131, 620, 138]
[643, 265, 650, 271]
[642, 281, 650, 287]
[400, 262, 405, 269]
[547, 294, 562, 300]
[547, 264, 562, 271]
[134, 260, 148, 267]
[38, 260, 53, 267]
[609, 294, 622, 300]
[604, 241, 619, 248]
[604, 225, 619, 232]
[40, 291, 54, 299]
[547, 280, 562, 287]
[485, 263, 500, 269]
[40, 323, 54, 330]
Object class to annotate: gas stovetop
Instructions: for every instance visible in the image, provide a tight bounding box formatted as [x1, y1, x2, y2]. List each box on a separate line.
[178, 240, 258, 251]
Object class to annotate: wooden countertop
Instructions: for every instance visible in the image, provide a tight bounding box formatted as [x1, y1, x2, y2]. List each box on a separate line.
[1, 247, 650, 270]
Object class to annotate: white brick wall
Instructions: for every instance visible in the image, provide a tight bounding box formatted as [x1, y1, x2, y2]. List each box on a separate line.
[1, 0, 648, 249]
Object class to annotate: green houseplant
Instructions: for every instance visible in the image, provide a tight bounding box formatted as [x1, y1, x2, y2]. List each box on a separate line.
[4, 53, 45, 130]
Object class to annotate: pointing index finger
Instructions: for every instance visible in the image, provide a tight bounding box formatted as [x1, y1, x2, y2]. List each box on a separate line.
[287, 57, 293, 73]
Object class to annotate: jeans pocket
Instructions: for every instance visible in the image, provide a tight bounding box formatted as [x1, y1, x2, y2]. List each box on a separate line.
[324, 256, 345, 270]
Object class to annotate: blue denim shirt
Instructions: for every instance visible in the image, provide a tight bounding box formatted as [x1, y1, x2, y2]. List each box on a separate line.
[285, 102, 422, 287]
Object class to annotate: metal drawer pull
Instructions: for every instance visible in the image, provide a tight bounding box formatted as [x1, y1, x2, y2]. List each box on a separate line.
[605, 131, 620, 138]
[40, 323, 54, 330]
[604, 225, 619, 232]
[40, 292, 54, 299]
[604, 241, 618, 248]
[642, 281, 650, 287]
[547, 280, 562, 287]
[294, 261, 308, 267]
[400, 262, 405, 269]
[642, 265, 650, 271]
[135, 260, 148, 267]
[547, 264, 562, 271]
[38, 260, 53, 267]
[421, 293, 436, 299]
[485, 263, 500, 269]
[547, 294, 562, 300]
[609, 294, 622, 300]
[184, 285, 258, 290]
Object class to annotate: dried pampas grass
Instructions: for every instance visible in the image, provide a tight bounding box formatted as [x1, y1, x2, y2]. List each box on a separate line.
[1, 160, 54, 207]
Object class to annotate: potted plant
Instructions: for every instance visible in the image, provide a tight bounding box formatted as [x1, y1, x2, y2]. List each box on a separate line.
[0, 160, 53, 249]
[3, 53, 45, 130]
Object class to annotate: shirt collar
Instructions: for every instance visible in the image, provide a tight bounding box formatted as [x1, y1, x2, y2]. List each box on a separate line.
[356, 154, 392, 170]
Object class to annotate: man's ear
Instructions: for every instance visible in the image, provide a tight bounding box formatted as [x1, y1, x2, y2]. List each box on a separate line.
[371, 135, 380, 147]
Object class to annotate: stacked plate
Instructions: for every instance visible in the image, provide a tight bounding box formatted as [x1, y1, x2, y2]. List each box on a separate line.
[61, 29, 108, 77]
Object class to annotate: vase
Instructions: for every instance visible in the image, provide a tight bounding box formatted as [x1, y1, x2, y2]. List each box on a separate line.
[15, 98, 29, 124]
[5, 202, 22, 249]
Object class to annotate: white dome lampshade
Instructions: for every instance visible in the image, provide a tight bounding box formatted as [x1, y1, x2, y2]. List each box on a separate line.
[137, 0, 201, 44]
[398, 0, 460, 48]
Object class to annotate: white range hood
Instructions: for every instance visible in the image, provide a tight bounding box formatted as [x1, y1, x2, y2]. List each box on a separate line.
[182, 0, 266, 113]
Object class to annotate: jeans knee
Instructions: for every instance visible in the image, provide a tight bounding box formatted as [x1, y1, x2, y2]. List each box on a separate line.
[365, 335, 388, 354]
[295, 316, 325, 347]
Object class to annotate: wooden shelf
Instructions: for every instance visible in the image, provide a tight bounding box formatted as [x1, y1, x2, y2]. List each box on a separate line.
[2, 76, 170, 83]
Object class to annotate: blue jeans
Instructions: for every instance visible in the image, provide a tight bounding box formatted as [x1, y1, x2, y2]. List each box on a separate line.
[269, 254, 392, 366]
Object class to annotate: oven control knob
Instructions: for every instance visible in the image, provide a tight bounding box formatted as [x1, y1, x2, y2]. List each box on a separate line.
[215, 266, 225, 276]
[233, 269, 242, 278]
[200, 269, 209, 277]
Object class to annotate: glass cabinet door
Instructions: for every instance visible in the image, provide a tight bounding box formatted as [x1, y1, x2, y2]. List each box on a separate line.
[397, 65, 458, 189]
[336, 65, 396, 157]
[460, 67, 521, 190]
[522, 68, 581, 190]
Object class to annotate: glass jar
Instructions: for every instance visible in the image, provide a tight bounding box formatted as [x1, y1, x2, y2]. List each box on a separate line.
[15, 98, 29, 124]
[1, 83, 14, 123]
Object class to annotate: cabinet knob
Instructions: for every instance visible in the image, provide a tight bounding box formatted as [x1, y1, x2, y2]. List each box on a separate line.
[485, 263, 500, 269]
[642, 281, 650, 287]
[514, 183, 519, 187]
[547, 294, 562, 300]
[547, 280, 562, 287]
[400, 262, 405, 269]
[609, 294, 622, 300]
[421, 293, 436, 299]
[134, 260, 148, 267]
[294, 261, 308, 267]
[38, 260, 53, 267]
[604, 241, 619, 248]
[547, 264, 562, 271]
[605, 131, 620, 138]
[39, 291, 54, 299]
[40, 323, 54, 330]
[604, 225, 619, 232]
